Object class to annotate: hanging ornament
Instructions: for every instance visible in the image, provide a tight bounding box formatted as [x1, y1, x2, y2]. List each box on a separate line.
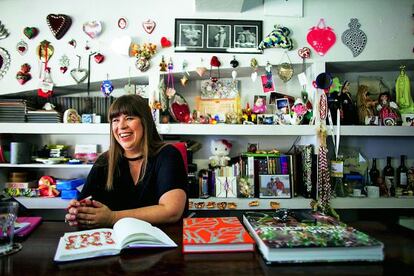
[0, 21, 10, 40]
[232, 70, 237, 81]
[341, 18, 367, 57]
[196, 58, 207, 77]
[83, 20, 103, 39]
[38, 67, 54, 98]
[180, 60, 190, 86]
[230, 56, 239, 68]
[161, 37, 172, 48]
[59, 55, 70, 73]
[142, 19, 156, 34]
[23, 27, 39, 39]
[259, 25, 293, 50]
[250, 58, 259, 82]
[101, 74, 114, 97]
[166, 58, 176, 98]
[0, 47, 11, 80]
[117, 17, 128, 30]
[94, 53, 105, 64]
[277, 52, 294, 82]
[124, 67, 136, 94]
[261, 61, 274, 92]
[68, 39, 77, 48]
[298, 46, 311, 73]
[306, 18, 336, 56]
[16, 40, 28, 55]
[135, 56, 150, 72]
[210, 56, 221, 83]
[159, 56, 167, 72]
[46, 14, 72, 40]
[16, 63, 31, 85]
[70, 55, 88, 83]
[36, 40, 54, 62]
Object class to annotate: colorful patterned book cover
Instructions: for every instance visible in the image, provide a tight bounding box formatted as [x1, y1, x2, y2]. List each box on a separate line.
[243, 210, 384, 263]
[183, 217, 255, 253]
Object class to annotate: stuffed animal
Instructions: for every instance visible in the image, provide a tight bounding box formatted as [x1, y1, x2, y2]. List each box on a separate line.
[209, 139, 232, 167]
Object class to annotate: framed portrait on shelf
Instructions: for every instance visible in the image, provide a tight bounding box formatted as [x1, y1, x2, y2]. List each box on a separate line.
[175, 18, 262, 53]
[259, 174, 291, 199]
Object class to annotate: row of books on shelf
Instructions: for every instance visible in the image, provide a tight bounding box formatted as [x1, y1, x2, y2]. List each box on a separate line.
[54, 210, 384, 264]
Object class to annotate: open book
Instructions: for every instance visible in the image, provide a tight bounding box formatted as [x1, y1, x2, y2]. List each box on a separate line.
[54, 217, 177, 262]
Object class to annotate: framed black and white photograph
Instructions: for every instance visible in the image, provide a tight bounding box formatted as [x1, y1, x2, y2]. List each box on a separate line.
[259, 174, 291, 199]
[175, 18, 262, 53]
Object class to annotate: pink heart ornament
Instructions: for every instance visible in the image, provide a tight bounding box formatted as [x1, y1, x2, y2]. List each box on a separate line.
[142, 19, 156, 34]
[83, 21, 102, 39]
[306, 19, 336, 56]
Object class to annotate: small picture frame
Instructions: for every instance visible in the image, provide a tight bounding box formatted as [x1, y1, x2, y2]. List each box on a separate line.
[401, 114, 414, 126]
[259, 174, 291, 198]
[252, 95, 267, 114]
[257, 114, 277, 125]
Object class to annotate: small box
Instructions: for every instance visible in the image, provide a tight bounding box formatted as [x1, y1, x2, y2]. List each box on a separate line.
[56, 178, 85, 190]
[60, 189, 79, 199]
[81, 114, 93, 123]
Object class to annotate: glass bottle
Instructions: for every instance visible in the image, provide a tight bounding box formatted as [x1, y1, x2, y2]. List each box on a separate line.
[383, 156, 395, 196]
[369, 158, 380, 186]
[396, 155, 408, 196]
[332, 155, 346, 197]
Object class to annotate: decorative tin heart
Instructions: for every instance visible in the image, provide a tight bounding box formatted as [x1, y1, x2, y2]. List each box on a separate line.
[94, 53, 104, 64]
[83, 21, 102, 39]
[160, 37, 171, 48]
[0, 47, 11, 80]
[142, 19, 156, 34]
[46, 14, 72, 40]
[36, 40, 54, 62]
[16, 40, 28, 55]
[23, 27, 39, 39]
[306, 19, 336, 56]
[298, 47, 311, 59]
[70, 68, 88, 83]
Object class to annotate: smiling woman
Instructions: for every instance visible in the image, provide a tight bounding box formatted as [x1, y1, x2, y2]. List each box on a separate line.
[65, 95, 188, 229]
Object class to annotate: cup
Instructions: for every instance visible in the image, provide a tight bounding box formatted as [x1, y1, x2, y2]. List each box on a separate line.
[10, 142, 31, 164]
[352, 189, 362, 197]
[0, 202, 19, 253]
[364, 186, 380, 198]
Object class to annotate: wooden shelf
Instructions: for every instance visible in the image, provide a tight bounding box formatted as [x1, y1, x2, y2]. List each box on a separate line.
[0, 163, 92, 169]
[331, 197, 414, 209]
[333, 126, 414, 137]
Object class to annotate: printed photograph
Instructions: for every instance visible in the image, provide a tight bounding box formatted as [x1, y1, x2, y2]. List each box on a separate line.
[179, 24, 204, 48]
[259, 174, 291, 198]
[207, 24, 231, 48]
[234, 25, 258, 49]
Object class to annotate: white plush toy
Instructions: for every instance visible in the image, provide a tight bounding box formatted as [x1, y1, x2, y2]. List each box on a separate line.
[209, 139, 232, 167]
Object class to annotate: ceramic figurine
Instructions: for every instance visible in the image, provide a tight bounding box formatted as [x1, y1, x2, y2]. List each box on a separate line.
[339, 81, 357, 125]
[376, 91, 400, 126]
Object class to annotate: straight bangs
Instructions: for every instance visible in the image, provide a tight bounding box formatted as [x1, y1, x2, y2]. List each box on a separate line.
[109, 97, 141, 121]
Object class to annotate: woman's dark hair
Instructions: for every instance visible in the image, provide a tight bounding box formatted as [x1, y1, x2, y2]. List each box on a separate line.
[106, 95, 164, 189]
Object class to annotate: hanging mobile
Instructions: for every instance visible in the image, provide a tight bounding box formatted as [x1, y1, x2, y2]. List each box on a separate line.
[101, 74, 114, 97]
[230, 56, 239, 81]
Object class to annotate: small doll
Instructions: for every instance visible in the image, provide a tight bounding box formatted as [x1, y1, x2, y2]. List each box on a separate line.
[356, 85, 377, 125]
[339, 80, 357, 125]
[376, 91, 400, 126]
[209, 139, 232, 168]
[63, 109, 81, 123]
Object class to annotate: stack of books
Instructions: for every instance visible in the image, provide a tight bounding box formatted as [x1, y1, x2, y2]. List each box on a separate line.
[243, 210, 384, 264]
[26, 110, 62, 123]
[0, 99, 35, 122]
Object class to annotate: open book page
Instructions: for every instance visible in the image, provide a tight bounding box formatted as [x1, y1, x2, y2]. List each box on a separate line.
[113, 217, 177, 248]
[54, 228, 120, 262]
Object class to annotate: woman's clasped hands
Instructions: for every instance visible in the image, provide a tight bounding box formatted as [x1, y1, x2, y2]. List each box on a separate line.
[65, 198, 116, 228]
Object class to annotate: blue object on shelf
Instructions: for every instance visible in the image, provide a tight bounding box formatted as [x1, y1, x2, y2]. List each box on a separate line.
[61, 189, 79, 199]
[56, 178, 85, 190]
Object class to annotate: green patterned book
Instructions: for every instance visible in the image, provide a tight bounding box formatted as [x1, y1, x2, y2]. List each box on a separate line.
[243, 210, 384, 263]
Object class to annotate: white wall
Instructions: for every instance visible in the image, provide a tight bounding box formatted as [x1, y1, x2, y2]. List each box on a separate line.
[0, 0, 413, 96]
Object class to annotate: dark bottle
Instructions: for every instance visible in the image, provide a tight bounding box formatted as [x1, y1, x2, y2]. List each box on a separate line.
[396, 155, 408, 195]
[383, 156, 395, 196]
[369, 158, 380, 186]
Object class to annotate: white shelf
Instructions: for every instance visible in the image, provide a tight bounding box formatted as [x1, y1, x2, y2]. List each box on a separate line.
[0, 123, 109, 134]
[331, 197, 414, 209]
[189, 197, 313, 210]
[14, 197, 70, 209]
[158, 124, 316, 136]
[330, 126, 414, 136]
[0, 163, 93, 169]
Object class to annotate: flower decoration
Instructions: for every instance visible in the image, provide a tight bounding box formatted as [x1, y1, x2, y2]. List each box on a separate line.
[131, 43, 157, 72]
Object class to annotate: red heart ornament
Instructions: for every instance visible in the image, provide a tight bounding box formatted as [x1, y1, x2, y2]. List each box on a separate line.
[306, 19, 336, 56]
[60, 66, 68, 73]
[298, 47, 311, 59]
[94, 53, 105, 64]
[23, 27, 39, 39]
[142, 19, 156, 34]
[160, 37, 171, 48]
[46, 14, 72, 40]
